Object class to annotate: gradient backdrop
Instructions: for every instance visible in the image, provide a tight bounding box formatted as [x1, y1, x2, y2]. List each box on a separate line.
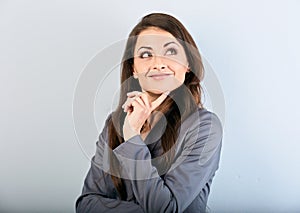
[0, 0, 299, 212]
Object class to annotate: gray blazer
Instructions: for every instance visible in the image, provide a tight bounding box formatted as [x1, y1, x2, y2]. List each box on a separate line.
[76, 108, 223, 213]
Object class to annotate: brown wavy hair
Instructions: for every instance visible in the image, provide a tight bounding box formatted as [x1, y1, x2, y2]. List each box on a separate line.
[107, 13, 205, 200]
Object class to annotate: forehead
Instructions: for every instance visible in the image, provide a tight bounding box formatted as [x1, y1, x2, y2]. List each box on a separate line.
[135, 27, 178, 47]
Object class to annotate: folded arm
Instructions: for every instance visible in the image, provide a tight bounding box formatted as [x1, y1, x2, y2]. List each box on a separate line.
[76, 114, 144, 213]
[113, 110, 223, 213]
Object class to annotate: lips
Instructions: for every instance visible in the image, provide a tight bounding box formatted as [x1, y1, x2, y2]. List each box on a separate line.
[148, 73, 173, 80]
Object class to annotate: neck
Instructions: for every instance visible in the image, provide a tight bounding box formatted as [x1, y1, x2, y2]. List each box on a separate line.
[144, 90, 162, 103]
[142, 90, 166, 130]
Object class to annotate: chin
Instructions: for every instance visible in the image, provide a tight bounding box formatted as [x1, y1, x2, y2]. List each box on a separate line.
[146, 89, 166, 95]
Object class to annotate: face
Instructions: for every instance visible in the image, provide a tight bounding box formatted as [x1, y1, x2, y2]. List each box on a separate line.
[133, 27, 190, 94]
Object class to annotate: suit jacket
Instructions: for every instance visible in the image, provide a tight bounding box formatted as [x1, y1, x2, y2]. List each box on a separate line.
[76, 108, 223, 213]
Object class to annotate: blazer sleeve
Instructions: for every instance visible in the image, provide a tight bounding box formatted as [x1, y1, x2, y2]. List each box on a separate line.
[112, 110, 223, 213]
[75, 114, 144, 213]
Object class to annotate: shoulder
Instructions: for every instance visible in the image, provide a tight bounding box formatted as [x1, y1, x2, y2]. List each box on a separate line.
[198, 108, 223, 134]
[182, 107, 223, 142]
[101, 112, 114, 129]
[97, 112, 114, 141]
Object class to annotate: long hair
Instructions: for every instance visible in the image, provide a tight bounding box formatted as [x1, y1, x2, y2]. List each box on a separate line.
[107, 13, 205, 200]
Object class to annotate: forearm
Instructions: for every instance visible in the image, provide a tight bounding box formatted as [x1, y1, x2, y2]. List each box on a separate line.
[113, 111, 223, 213]
[113, 135, 178, 213]
[76, 194, 144, 213]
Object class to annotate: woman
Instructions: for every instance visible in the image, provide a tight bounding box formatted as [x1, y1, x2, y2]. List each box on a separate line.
[76, 13, 223, 213]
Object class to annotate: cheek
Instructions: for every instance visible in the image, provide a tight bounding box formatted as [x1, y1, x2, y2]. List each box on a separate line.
[168, 64, 188, 82]
[169, 52, 189, 67]
[133, 59, 151, 72]
[166, 55, 188, 71]
[135, 74, 148, 86]
[175, 72, 187, 83]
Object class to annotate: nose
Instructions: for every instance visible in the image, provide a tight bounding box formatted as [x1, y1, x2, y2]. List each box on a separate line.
[152, 55, 166, 71]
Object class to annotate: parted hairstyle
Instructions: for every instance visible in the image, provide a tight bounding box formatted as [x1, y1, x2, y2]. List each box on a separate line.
[107, 13, 205, 200]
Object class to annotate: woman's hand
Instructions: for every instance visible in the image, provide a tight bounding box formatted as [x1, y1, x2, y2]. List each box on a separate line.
[122, 91, 143, 113]
[122, 91, 169, 141]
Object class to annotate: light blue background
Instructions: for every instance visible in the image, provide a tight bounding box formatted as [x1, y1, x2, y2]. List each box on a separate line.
[0, 0, 299, 212]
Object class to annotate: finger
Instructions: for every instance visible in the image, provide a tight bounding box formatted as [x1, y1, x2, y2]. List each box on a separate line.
[140, 93, 150, 109]
[122, 102, 131, 112]
[134, 96, 146, 108]
[122, 98, 131, 108]
[127, 91, 142, 98]
[151, 91, 170, 110]
[122, 96, 136, 109]
[125, 105, 133, 113]
[124, 104, 132, 113]
[124, 99, 135, 112]
[131, 98, 144, 110]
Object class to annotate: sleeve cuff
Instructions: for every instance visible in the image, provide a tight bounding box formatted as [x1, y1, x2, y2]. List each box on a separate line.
[112, 135, 156, 180]
[113, 135, 150, 160]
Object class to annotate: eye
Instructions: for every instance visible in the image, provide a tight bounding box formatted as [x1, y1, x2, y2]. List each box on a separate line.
[165, 48, 177, 56]
[139, 51, 152, 59]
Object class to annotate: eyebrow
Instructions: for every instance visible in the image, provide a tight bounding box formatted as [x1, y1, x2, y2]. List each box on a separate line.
[137, 41, 180, 52]
[164, 41, 179, 48]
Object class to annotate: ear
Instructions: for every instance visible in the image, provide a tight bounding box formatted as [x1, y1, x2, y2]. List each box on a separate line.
[132, 66, 138, 79]
[186, 65, 191, 73]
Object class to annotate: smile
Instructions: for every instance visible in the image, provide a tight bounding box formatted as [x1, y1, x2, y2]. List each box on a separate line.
[148, 73, 173, 80]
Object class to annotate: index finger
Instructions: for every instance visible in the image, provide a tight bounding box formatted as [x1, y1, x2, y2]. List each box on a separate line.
[151, 91, 170, 111]
[127, 91, 142, 97]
